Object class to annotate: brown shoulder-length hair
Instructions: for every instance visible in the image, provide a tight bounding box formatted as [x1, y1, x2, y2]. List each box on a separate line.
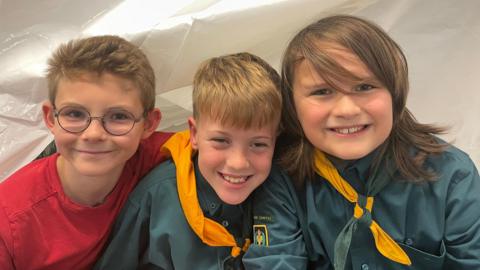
[277, 14, 447, 186]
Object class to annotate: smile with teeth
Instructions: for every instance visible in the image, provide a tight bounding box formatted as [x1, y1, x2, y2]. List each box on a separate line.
[221, 174, 249, 184]
[332, 125, 367, 134]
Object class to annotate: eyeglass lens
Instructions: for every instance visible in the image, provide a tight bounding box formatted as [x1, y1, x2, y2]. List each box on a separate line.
[55, 106, 139, 135]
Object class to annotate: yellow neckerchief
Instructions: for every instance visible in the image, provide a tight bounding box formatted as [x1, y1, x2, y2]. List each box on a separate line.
[161, 130, 250, 257]
[313, 149, 411, 267]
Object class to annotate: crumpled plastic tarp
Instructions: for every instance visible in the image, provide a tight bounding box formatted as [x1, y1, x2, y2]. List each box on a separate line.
[1, 0, 479, 181]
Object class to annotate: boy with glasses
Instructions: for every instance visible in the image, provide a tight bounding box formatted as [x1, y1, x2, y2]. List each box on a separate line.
[0, 35, 172, 269]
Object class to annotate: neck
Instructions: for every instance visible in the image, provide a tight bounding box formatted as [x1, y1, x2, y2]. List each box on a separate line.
[56, 156, 122, 206]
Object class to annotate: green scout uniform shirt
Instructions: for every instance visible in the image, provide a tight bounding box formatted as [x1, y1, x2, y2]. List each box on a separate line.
[94, 159, 248, 270]
[243, 166, 310, 269]
[307, 144, 480, 269]
[246, 144, 480, 270]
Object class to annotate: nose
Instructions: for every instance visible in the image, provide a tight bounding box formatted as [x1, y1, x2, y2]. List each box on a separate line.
[226, 147, 250, 170]
[331, 93, 361, 118]
[80, 118, 107, 140]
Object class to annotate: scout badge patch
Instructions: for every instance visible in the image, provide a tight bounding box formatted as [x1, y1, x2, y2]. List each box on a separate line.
[253, 225, 269, 246]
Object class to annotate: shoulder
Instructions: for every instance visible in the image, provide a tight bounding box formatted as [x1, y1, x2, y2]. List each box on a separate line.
[254, 163, 300, 205]
[427, 142, 478, 184]
[127, 160, 178, 204]
[0, 155, 58, 215]
[138, 131, 174, 152]
[262, 164, 296, 190]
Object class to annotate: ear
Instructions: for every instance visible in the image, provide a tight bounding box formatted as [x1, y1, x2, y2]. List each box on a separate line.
[187, 116, 198, 150]
[141, 108, 161, 139]
[42, 101, 56, 132]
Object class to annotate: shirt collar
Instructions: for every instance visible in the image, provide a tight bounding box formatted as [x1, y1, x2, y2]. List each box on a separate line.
[325, 147, 380, 190]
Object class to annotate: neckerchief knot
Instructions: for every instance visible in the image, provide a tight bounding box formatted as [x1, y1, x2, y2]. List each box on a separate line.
[313, 149, 411, 270]
[354, 194, 373, 227]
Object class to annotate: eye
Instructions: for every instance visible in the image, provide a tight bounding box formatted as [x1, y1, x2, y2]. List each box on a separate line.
[212, 137, 227, 143]
[250, 141, 272, 153]
[355, 83, 374, 92]
[209, 137, 230, 148]
[310, 88, 333, 96]
[252, 142, 269, 148]
[106, 110, 135, 122]
[59, 107, 88, 121]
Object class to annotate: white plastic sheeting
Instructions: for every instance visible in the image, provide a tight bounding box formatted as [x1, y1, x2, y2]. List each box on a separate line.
[1, 0, 479, 181]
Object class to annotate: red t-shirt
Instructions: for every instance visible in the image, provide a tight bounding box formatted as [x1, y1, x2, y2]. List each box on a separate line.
[0, 132, 173, 270]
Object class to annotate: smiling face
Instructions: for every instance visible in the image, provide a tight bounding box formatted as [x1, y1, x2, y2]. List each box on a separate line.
[189, 116, 276, 205]
[43, 72, 158, 181]
[293, 47, 393, 160]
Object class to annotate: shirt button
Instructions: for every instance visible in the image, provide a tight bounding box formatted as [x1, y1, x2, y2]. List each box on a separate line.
[405, 238, 414, 245]
[222, 220, 229, 227]
[209, 203, 216, 209]
[361, 263, 369, 270]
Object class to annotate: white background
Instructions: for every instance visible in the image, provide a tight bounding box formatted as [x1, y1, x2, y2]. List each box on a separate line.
[1, 0, 479, 181]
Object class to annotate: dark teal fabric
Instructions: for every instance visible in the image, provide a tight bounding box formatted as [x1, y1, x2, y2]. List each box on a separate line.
[331, 150, 394, 270]
[94, 160, 248, 270]
[243, 143, 480, 270]
[243, 166, 310, 269]
[305, 144, 480, 270]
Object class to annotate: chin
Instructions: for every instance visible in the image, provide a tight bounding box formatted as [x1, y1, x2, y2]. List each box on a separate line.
[332, 151, 370, 161]
[219, 194, 248, 206]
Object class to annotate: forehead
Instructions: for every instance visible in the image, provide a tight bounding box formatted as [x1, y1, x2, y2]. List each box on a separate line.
[197, 115, 278, 136]
[61, 72, 135, 89]
[294, 45, 374, 87]
[323, 46, 370, 74]
[57, 73, 138, 95]
[55, 73, 143, 110]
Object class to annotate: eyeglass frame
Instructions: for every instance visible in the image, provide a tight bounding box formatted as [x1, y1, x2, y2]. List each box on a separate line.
[53, 105, 146, 136]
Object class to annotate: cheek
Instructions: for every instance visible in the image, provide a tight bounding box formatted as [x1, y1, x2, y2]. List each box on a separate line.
[52, 131, 76, 147]
[296, 102, 327, 127]
[198, 148, 222, 169]
[113, 134, 144, 153]
[252, 153, 274, 173]
[370, 94, 393, 126]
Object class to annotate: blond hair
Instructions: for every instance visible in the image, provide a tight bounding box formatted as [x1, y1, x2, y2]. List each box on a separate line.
[193, 52, 282, 130]
[278, 15, 447, 185]
[46, 35, 156, 111]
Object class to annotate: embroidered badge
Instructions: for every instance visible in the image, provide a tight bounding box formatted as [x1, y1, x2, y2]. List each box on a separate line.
[253, 225, 269, 246]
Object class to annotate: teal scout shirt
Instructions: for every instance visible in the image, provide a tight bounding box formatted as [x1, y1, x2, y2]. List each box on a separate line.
[245, 144, 480, 270]
[243, 166, 309, 269]
[307, 144, 480, 269]
[94, 159, 248, 270]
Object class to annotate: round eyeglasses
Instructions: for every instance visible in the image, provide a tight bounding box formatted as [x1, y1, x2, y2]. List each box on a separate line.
[54, 106, 144, 136]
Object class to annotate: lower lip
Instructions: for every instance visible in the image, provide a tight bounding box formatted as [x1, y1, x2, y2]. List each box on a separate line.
[77, 150, 112, 156]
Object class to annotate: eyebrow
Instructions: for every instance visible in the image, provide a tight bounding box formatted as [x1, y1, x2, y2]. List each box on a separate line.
[54, 102, 85, 109]
[55, 103, 139, 115]
[358, 76, 379, 83]
[208, 130, 274, 139]
[302, 81, 330, 90]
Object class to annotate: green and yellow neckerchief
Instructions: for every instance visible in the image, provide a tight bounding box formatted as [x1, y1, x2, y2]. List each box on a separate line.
[313, 149, 411, 270]
[161, 130, 251, 258]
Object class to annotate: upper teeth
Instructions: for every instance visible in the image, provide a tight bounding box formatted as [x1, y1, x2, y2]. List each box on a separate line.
[336, 126, 363, 134]
[223, 175, 247, 184]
